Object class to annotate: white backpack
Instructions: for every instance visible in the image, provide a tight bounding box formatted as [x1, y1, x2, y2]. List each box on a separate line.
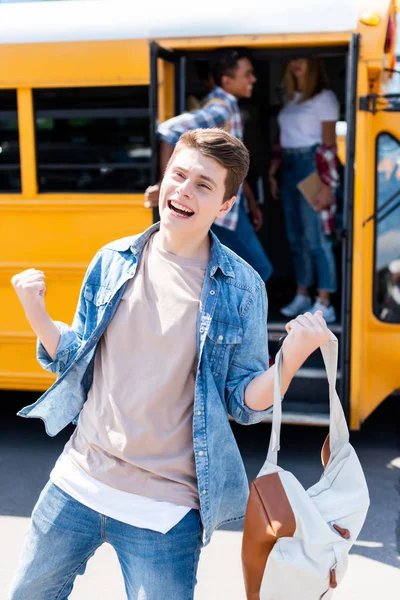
[242, 334, 370, 600]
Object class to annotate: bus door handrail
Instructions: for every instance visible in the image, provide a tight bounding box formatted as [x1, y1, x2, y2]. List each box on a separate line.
[363, 187, 400, 226]
[359, 93, 400, 114]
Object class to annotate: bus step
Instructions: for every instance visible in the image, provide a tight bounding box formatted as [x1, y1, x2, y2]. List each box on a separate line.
[268, 320, 342, 370]
[261, 401, 330, 427]
[295, 367, 341, 379]
[268, 320, 342, 338]
[279, 370, 336, 408]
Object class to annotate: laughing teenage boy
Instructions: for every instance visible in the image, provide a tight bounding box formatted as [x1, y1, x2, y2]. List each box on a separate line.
[10, 129, 329, 600]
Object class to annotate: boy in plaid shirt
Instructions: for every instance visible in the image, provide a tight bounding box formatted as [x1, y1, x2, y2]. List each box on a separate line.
[145, 49, 273, 283]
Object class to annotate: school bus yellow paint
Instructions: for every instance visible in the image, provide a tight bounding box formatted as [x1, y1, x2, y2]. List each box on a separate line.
[336, 135, 346, 165]
[0, 40, 150, 88]
[158, 59, 175, 123]
[350, 101, 400, 429]
[1, 0, 399, 428]
[161, 32, 352, 51]
[17, 88, 37, 198]
[1, 196, 151, 389]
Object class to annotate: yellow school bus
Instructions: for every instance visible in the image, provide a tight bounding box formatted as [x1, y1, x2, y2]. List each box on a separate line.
[1, 0, 399, 429]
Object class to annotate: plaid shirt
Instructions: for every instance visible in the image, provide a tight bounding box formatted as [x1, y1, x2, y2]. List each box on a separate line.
[315, 144, 340, 236]
[158, 87, 243, 231]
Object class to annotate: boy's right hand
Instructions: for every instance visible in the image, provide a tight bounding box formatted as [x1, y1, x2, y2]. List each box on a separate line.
[144, 183, 160, 208]
[11, 268, 47, 318]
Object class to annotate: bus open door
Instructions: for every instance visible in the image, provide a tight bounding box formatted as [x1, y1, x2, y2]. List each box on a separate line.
[149, 41, 185, 211]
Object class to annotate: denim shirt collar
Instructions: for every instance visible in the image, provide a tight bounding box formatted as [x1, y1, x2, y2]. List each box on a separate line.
[126, 222, 235, 280]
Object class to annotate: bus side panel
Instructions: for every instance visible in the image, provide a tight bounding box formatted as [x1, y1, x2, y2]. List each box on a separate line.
[351, 107, 400, 428]
[1, 200, 151, 391]
[0, 40, 150, 88]
[0, 35, 154, 391]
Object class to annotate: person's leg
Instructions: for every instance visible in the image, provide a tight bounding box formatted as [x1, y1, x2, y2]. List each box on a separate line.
[108, 509, 203, 600]
[292, 148, 337, 298]
[9, 481, 103, 600]
[297, 181, 337, 297]
[212, 204, 273, 282]
[279, 155, 315, 316]
[299, 190, 337, 322]
[280, 158, 315, 292]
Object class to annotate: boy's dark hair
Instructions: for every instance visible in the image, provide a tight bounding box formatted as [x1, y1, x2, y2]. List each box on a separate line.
[170, 128, 249, 200]
[210, 48, 252, 87]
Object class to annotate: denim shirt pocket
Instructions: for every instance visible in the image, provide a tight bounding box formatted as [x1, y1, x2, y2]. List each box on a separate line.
[83, 284, 114, 333]
[206, 320, 243, 376]
[83, 284, 113, 306]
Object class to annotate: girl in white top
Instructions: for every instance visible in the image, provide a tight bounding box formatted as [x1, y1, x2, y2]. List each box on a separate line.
[269, 57, 340, 323]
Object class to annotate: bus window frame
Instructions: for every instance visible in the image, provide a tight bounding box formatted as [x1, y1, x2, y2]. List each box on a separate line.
[149, 41, 186, 222]
[32, 85, 153, 196]
[372, 129, 400, 323]
[340, 32, 360, 426]
[0, 89, 22, 194]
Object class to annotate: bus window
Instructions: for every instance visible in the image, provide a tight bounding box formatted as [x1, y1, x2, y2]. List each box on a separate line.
[374, 132, 400, 323]
[0, 90, 21, 193]
[33, 86, 152, 193]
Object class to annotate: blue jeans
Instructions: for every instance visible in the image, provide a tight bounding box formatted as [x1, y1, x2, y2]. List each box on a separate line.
[281, 146, 337, 293]
[9, 482, 203, 600]
[212, 202, 273, 282]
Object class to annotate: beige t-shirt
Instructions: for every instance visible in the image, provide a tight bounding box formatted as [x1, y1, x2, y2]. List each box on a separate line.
[64, 233, 208, 509]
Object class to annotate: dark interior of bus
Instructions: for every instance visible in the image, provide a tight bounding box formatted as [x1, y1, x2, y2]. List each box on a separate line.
[183, 46, 348, 326]
[181, 46, 349, 418]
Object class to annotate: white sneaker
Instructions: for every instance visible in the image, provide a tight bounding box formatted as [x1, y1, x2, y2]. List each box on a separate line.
[311, 300, 337, 324]
[280, 294, 312, 318]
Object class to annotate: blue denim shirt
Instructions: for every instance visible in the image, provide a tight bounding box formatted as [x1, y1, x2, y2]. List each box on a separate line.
[18, 223, 271, 544]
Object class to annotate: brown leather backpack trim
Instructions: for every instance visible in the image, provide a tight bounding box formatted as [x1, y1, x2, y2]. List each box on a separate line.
[333, 524, 350, 539]
[242, 472, 296, 600]
[321, 434, 331, 469]
[329, 568, 338, 588]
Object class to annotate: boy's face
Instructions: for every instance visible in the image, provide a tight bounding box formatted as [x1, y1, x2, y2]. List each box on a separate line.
[222, 57, 256, 99]
[159, 147, 236, 237]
